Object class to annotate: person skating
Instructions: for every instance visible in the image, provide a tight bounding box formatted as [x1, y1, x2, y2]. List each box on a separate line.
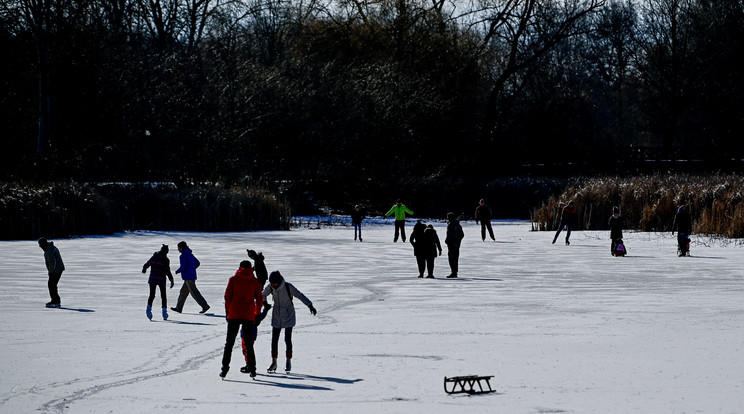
[351, 204, 365, 242]
[552, 201, 578, 245]
[608, 207, 624, 256]
[409, 220, 428, 278]
[241, 248, 270, 370]
[220, 260, 263, 379]
[142, 244, 175, 320]
[263, 271, 317, 373]
[445, 213, 464, 278]
[419, 224, 442, 278]
[672, 205, 693, 256]
[475, 199, 496, 241]
[247, 249, 268, 287]
[38, 237, 65, 308]
[384, 199, 414, 242]
[171, 241, 210, 314]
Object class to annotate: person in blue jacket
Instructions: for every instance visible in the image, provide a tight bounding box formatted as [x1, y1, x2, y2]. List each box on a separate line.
[171, 241, 210, 314]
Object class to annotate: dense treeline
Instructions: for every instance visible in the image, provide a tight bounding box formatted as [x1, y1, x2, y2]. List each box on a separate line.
[531, 174, 744, 238]
[0, 182, 290, 239]
[1, 0, 743, 216]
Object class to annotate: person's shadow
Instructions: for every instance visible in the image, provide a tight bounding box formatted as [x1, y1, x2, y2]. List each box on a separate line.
[58, 307, 94, 313]
[224, 373, 363, 390]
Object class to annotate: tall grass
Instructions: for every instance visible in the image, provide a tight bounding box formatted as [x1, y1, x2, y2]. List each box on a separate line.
[0, 182, 291, 240]
[531, 174, 744, 237]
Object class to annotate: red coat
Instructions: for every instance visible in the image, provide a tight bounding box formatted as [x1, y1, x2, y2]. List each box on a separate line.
[224, 267, 263, 320]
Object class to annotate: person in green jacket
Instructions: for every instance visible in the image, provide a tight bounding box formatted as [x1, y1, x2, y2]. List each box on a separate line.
[384, 199, 414, 242]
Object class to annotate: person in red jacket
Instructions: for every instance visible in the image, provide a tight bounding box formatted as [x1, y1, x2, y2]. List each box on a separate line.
[220, 260, 263, 379]
[552, 201, 578, 245]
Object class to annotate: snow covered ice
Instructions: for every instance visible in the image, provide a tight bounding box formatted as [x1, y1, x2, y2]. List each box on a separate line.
[1, 220, 743, 413]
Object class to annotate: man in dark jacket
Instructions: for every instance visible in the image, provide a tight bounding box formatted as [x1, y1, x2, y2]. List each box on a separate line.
[552, 201, 578, 245]
[672, 205, 693, 256]
[445, 213, 464, 278]
[39, 237, 65, 308]
[351, 204, 365, 242]
[475, 199, 495, 241]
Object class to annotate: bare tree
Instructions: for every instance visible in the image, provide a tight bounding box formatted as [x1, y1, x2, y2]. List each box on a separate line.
[464, 0, 604, 142]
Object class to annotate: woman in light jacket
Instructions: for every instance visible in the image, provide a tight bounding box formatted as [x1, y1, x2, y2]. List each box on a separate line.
[262, 271, 317, 373]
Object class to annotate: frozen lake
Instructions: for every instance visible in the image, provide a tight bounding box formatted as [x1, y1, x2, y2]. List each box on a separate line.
[1, 219, 743, 413]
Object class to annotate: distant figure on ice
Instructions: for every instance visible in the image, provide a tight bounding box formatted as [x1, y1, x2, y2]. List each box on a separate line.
[171, 241, 210, 314]
[475, 199, 496, 241]
[220, 260, 263, 379]
[38, 237, 65, 308]
[142, 244, 175, 320]
[608, 207, 626, 256]
[263, 271, 317, 373]
[672, 205, 692, 257]
[384, 199, 414, 242]
[445, 213, 464, 278]
[351, 204, 365, 242]
[552, 201, 578, 245]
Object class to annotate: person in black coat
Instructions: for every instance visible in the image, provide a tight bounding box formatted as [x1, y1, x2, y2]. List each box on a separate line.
[608, 207, 624, 255]
[474, 199, 495, 241]
[672, 205, 693, 256]
[351, 204, 365, 242]
[409, 220, 427, 278]
[419, 225, 442, 278]
[445, 213, 464, 278]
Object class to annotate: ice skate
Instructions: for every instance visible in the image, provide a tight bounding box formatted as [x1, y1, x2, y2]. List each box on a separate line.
[146, 305, 153, 320]
[162, 307, 168, 320]
[267, 359, 277, 373]
[285, 359, 292, 373]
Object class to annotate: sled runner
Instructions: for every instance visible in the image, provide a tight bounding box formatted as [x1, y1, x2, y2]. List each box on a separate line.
[443, 375, 496, 395]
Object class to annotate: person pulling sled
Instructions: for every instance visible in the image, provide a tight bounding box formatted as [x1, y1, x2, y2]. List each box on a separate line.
[672, 205, 692, 257]
[608, 207, 626, 256]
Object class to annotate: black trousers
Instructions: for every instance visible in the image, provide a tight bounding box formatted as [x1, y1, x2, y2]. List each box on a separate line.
[394, 220, 406, 242]
[147, 283, 167, 308]
[223, 319, 256, 371]
[48, 271, 62, 304]
[416, 256, 435, 276]
[271, 327, 293, 358]
[448, 245, 460, 275]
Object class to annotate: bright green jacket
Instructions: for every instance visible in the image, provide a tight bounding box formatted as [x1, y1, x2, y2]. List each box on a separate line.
[385, 204, 414, 221]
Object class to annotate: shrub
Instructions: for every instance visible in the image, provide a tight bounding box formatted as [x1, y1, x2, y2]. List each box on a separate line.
[0, 182, 290, 240]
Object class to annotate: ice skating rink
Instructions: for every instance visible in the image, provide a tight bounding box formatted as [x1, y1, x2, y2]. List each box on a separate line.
[1, 220, 743, 413]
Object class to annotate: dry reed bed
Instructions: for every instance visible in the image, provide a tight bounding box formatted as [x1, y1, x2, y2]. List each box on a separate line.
[531, 174, 744, 238]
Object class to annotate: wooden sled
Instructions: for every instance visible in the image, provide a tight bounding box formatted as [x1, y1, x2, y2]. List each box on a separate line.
[444, 375, 496, 395]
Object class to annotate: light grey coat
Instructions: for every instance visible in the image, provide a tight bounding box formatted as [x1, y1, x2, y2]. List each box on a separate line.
[262, 281, 312, 329]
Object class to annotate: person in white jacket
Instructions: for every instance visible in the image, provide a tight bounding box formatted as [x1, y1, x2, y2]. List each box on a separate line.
[262, 271, 317, 373]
